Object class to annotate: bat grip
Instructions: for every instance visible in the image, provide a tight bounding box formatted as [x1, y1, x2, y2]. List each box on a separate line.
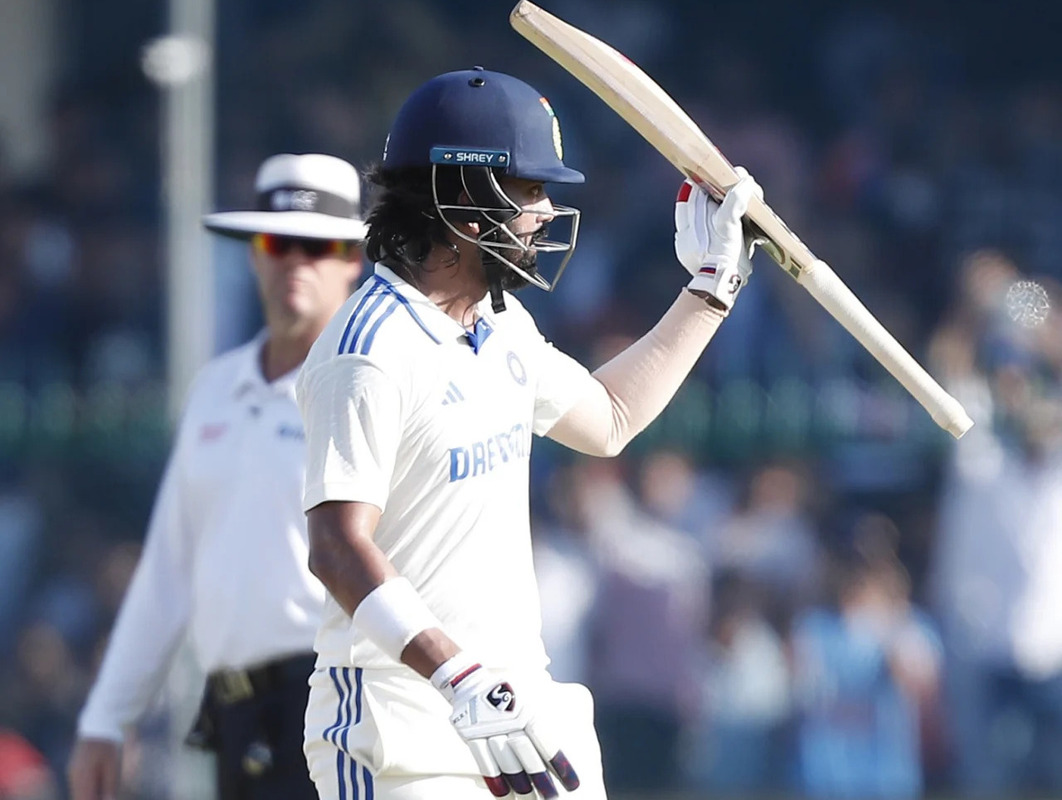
[796, 261, 973, 438]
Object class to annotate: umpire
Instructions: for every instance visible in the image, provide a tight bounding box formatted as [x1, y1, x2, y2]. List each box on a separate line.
[67, 153, 367, 800]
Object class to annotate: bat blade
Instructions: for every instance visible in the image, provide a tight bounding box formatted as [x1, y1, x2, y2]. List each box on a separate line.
[510, 0, 973, 438]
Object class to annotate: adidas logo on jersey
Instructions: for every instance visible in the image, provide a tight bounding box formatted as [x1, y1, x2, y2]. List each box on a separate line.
[441, 382, 465, 406]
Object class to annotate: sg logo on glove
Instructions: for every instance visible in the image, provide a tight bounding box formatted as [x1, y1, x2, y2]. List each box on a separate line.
[433, 654, 581, 798]
[488, 683, 516, 712]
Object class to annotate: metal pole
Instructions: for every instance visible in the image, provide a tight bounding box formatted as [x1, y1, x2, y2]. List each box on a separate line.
[142, 7, 217, 792]
[143, 0, 216, 423]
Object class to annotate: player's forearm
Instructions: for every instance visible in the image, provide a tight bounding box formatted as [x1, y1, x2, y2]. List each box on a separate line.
[308, 502, 456, 677]
[549, 289, 725, 455]
[402, 628, 462, 679]
[307, 501, 396, 616]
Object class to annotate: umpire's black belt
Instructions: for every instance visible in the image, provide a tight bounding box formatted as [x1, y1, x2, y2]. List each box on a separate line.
[208, 653, 316, 706]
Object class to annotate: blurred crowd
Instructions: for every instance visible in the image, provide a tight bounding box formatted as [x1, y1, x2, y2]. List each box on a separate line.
[2, 0, 1062, 798]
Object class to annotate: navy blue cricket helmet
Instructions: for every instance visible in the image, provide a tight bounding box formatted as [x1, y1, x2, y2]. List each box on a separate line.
[380, 67, 583, 308]
[382, 67, 584, 184]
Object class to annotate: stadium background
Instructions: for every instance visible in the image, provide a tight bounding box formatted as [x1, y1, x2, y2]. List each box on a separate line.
[2, 0, 1062, 798]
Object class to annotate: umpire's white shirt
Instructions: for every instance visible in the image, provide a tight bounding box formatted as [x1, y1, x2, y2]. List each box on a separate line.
[297, 265, 594, 672]
[78, 332, 324, 740]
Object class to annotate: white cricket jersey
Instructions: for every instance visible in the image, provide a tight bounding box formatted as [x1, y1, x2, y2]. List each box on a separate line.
[78, 332, 324, 740]
[297, 264, 595, 671]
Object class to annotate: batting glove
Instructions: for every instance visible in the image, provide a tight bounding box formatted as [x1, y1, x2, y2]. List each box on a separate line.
[432, 653, 579, 798]
[674, 167, 763, 312]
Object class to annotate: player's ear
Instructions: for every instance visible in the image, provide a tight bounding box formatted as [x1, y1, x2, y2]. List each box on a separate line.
[449, 200, 480, 235]
[450, 189, 480, 235]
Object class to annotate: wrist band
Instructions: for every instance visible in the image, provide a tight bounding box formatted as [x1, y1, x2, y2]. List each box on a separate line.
[684, 286, 730, 314]
[352, 577, 442, 663]
[430, 651, 481, 696]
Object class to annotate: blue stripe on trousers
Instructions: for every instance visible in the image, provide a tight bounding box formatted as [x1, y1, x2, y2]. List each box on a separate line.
[332, 667, 370, 800]
[363, 763, 374, 800]
[324, 668, 345, 745]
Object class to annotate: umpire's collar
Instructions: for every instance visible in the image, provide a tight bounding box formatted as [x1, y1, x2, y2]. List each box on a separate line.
[232, 329, 300, 401]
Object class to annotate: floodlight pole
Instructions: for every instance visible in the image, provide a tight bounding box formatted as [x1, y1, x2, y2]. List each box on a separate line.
[144, 0, 216, 423]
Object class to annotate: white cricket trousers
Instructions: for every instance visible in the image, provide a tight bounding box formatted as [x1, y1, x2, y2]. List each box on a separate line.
[304, 665, 606, 800]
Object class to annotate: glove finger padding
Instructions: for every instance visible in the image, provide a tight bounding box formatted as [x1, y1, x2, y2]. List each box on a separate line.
[526, 720, 581, 792]
[467, 739, 511, 798]
[509, 733, 558, 799]
[712, 170, 757, 240]
[489, 736, 534, 796]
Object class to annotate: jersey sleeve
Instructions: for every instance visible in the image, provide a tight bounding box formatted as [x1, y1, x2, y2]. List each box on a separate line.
[531, 336, 596, 437]
[78, 419, 195, 740]
[297, 356, 404, 512]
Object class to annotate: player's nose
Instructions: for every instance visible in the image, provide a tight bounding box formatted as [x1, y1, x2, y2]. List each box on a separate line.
[533, 197, 555, 221]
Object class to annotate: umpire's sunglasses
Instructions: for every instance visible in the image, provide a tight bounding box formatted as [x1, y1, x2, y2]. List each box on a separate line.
[253, 233, 350, 258]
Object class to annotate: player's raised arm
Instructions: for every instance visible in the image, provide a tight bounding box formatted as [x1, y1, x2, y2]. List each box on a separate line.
[547, 173, 762, 457]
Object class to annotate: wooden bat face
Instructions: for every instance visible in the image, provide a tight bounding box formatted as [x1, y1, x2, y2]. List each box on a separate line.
[510, 0, 811, 280]
[510, 0, 973, 438]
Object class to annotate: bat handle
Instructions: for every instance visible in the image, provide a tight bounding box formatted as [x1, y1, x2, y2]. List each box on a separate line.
[796, 260, 973, 438]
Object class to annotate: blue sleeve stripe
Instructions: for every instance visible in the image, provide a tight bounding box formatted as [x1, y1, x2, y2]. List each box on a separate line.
[374, 276, 442, 344]
[340, 275, 444, 356]
[358, 298, 402, 355]
[337, 278, 384, 354]
[345, 290, 391, 354]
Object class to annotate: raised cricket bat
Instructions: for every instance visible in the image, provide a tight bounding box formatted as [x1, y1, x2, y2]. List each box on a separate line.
[511, 1, 973, 439]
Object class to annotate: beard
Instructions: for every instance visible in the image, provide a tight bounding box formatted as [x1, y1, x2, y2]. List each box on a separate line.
[499, 249, 539, 291]
[482, 225, 546, 292]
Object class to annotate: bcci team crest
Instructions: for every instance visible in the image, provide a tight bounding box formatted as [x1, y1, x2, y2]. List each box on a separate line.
[507, 351, 527, 386]
[539, 97, 564, 160]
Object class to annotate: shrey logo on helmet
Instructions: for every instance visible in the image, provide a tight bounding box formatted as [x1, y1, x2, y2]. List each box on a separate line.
[379, 67, 585, 311]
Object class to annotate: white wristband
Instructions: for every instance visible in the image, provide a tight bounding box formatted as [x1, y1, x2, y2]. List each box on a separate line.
[352, 577, 442, 664]
[430, 651, 481, 698]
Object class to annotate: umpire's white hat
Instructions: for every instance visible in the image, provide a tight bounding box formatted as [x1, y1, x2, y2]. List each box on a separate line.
[202, 153, 368, 241]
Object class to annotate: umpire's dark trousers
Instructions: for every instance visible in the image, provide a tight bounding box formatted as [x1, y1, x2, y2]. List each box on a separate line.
[190, 653, 318, 800]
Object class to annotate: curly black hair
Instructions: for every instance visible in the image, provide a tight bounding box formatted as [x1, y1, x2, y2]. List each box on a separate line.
[363, 164, 466, 272]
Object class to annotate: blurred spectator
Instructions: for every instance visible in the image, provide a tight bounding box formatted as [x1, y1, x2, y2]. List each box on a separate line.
[582, 459, 707, 794]
[531, 461, 601, 686]
[0, 728, 58, 800]
[0, 484, 43, 650]
[930, 252, 1062, 796]
[5, 623, 86, 775]
[635, 448, 734, 543]
[683, 570, 791, 795]
[791, 517, 942, 799]
[712, 461, 823, 626]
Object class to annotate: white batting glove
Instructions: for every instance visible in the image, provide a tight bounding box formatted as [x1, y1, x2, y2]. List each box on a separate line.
[432, 653, 579, 798]
[674, 167, 763, 312]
